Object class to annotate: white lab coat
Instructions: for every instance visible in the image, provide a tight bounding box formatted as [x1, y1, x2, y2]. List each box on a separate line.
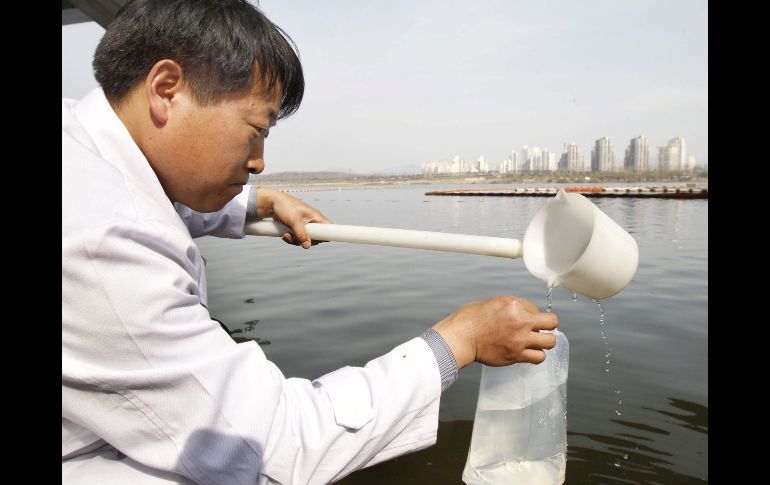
[62, 89, 442, 484]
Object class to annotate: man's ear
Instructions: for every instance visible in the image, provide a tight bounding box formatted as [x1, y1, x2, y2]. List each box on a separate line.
[145, 59, 185, 126]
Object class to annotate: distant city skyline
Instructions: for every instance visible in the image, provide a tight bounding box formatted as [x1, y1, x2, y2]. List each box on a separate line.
[422, 134, 701, 176]
[62, 0, 708, 174]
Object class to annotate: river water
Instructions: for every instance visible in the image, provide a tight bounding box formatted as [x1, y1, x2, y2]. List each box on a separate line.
[197, 182, 708, 483]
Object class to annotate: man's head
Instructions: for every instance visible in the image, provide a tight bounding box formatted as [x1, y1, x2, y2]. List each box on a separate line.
[93, 0, 304, 212]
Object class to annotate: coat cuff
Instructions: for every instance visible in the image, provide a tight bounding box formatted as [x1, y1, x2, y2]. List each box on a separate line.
[421, 328, 459, 392]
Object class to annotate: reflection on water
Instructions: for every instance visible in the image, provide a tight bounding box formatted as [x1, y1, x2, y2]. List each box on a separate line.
[648, 398, 707, 435]
[340, 396, 707, 484]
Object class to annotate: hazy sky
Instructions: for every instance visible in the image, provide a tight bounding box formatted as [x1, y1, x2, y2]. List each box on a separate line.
[62, 0, 707, 174]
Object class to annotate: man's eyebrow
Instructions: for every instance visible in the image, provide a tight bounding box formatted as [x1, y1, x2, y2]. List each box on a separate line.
[268, 110, 278, 126]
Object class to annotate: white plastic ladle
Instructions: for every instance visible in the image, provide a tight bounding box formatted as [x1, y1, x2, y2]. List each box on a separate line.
[245, 189, 639, 299]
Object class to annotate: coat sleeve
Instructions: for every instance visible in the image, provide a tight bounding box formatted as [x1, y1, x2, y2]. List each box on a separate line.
[62, 220, 441, 485]
[173, 187, 253, 239]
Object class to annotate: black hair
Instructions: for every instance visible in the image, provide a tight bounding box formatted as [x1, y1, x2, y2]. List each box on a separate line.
[92, 0, 303, 119]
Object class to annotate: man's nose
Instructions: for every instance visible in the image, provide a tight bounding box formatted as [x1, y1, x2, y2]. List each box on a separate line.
[246, 149, 265, 174]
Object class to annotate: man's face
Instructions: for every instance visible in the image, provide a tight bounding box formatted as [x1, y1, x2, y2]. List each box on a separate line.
[156, 81, 281, 212]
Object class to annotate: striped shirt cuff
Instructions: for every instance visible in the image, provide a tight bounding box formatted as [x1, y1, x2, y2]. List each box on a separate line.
[246, 186, 259, 221]
[421, 328, 459, 392]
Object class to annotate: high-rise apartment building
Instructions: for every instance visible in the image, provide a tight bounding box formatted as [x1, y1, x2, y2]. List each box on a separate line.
[476, 154, 489, 173]
[657, 137, 686, 171]
[561, 142, 584, 171]
[624, 135, 650, 171]
[675, 138, 686, 170]
[520, 146, 532, 172]
[591, 136, 615, 172]
[499, 150, 518, 174]
[544, 150, 557, 171]
[529, 147, 544, 171]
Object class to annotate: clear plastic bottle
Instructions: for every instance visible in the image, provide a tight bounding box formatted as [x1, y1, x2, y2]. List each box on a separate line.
[462, 329, 569, 484]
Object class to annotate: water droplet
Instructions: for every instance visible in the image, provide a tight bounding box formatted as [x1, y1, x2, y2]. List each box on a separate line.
[614, 460, 621, 467]
[593, 299, 625, 426]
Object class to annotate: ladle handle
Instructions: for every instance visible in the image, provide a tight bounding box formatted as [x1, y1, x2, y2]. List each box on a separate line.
[245, 221, 523, 259]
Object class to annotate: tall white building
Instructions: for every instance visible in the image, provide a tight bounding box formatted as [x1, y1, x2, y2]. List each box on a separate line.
[520, 146, 532, 172]
[657, 137, 686, 171]
[561, 142, 584, 171]
[476, 155, 489, 173]
[511, 149, 520, 173]
[591, 136, 615, 172]
[499, 150, 518, 174]
[544, 150, 557, 171]
[530, 147, 545, 171]
[687, 155, 697, 171]
[675, 138, 687, 170]
[624, 135, 650, 171]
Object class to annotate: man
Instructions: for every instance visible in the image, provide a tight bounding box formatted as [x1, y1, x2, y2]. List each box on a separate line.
[62, 1, 559, 483]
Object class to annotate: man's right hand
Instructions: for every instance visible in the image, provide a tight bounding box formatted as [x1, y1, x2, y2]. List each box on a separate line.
[255, 188, 331, 249]
[432, 296, 558, 368]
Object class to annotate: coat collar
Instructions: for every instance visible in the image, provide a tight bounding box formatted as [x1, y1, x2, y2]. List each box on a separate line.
[71, 88, 177, 218]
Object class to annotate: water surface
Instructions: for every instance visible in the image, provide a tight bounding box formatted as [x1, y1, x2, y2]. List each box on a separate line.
[198, 183, 708, 483]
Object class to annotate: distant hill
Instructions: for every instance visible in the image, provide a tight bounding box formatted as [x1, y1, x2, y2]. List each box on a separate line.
[373, 163, 422, 175]
[255, 171, 356, 181]
[255, 165, 421, 181]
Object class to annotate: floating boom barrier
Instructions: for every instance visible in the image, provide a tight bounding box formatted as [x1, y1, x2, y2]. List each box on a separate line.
[425, 185, 707, 199]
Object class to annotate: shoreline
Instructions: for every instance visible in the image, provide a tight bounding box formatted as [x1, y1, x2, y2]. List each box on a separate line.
[249, 173, 708, 189]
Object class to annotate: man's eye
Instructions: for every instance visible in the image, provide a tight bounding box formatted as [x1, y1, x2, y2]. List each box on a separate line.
[255, 127, 269, 138]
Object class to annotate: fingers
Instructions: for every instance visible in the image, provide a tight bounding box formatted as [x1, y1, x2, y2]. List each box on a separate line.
[281, 230, 311, 249]
[520, 349, 547, 364]
[528, 331, 556, 350]
[281, 233, 295, 245]
[307, 211, 331, 245]
[529, 311, 558, 331]
[280, 212, 330, 249]
[289, 223, 311, 249]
